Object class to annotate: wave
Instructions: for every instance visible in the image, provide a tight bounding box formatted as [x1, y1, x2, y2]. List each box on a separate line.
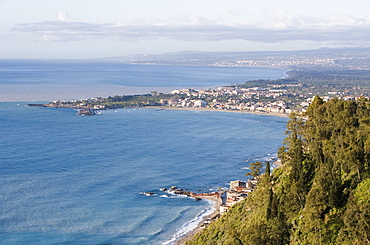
[1, 100, 288, 244]
[244, 152, 278, 163]
[162, 199, 217, 245]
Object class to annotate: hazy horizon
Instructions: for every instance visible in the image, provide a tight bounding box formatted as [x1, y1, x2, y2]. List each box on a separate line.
[1, 0, 370, 59]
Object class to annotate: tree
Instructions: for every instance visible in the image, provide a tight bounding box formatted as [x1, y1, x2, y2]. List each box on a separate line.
[337, 179, 370, 244]
[188, 97, 370, 245]
[245, 161, 263, 179]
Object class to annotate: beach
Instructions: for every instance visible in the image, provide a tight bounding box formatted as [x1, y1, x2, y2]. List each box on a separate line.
[155, 106, 289, 118]
[174, 195, 222, 245]
[0, 61, 289, 245]
[162, 106, 289, 118]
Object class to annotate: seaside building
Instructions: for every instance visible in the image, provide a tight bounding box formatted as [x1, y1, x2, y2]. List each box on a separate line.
[230, 180, 245, 190]
[229, 180, 254, 193]
[220, 180, 255, 214]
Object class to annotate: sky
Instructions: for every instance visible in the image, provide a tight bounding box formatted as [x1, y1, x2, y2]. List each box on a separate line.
[1, 0, 370, 59]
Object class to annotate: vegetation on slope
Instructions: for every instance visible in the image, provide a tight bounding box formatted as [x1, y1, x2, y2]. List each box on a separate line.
[187, 96, 370, 245]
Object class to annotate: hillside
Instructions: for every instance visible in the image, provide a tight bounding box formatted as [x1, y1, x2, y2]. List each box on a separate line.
[103, 47, 370, 70]
[186, 96, 370, 245]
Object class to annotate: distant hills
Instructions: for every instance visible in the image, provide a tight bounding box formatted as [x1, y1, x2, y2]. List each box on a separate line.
[100, 47, 370, 70]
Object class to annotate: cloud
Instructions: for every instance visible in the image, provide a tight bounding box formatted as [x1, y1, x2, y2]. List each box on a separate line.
[57, 11, 70, 22]
[12, 11, 370, 45]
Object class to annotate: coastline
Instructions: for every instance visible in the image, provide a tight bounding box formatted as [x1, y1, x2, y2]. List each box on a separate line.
[25, 102, 290, 118]
[172, 196, 222, 245]
[23, 104, 285, 244]
[155, 106, 289, 118]
[24, 103, 285, 243]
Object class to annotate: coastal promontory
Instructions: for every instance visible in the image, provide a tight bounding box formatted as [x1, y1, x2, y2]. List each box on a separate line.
[185, 96, 370, 245]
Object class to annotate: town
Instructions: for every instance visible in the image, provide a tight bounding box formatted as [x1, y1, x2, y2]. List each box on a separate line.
[28, 48, 370, 115]
[33, 78, 370, 117]
[107, 47, 370, 70]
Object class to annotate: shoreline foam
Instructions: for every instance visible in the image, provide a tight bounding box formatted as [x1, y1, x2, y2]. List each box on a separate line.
[162, 196, 222, 245]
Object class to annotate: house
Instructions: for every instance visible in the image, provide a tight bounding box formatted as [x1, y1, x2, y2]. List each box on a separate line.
[230, 180, 246, 191]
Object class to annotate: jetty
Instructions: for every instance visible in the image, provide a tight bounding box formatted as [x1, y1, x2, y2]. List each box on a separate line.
[157, 186, 222, 201]
[26, 104, 47, 107]
[76, 108, 97, 116]
[159, 178, 258, 214]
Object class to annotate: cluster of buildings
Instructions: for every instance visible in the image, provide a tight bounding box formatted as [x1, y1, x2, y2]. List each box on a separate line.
[219, 179, 258, 214]
[161, 85, 370, 115]
[42, 82, 370, 117]
[228, 56, 338, 68]
[161, 86, 303, 115]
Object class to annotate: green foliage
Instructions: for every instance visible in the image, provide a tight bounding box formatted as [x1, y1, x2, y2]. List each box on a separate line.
[187, 97, 370, 245]
[245, 161, 263, 179]
[187, 172, 290, 245]
[337, 178, 370, 244]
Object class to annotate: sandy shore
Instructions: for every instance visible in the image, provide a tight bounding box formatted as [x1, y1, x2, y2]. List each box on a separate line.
[174, 196, 222, 245]
[160, 106, 286, 244]
[154, 106, 288, 118]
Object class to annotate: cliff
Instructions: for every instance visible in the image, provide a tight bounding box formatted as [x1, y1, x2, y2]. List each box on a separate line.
[186, 96, 370, 245]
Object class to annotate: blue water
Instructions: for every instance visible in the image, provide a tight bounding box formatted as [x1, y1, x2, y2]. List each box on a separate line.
[0, 59, 286, 102]
[0, 60, 288, 244]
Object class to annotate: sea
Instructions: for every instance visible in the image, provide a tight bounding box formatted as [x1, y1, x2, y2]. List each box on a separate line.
[0, 59, 289, 245]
